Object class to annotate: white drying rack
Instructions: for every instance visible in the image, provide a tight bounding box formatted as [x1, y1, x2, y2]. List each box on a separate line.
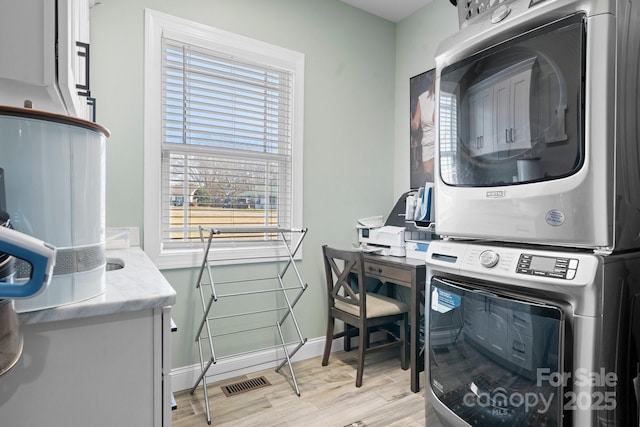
[189, 226, 308, 425]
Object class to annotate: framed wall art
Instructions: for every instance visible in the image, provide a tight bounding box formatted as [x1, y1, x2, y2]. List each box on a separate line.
[410, 68, 436, 189]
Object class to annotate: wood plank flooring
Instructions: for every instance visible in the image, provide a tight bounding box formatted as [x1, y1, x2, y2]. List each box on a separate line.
[171, 348, 445, 427]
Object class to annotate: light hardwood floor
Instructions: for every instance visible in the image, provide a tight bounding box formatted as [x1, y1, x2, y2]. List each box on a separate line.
[171, 348, 444, 427]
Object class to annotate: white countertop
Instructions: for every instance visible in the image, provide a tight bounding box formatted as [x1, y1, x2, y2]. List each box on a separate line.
[18, 247, 176, 325]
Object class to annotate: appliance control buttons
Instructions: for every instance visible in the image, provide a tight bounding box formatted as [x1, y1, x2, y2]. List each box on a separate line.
[479, 250, 500, 268]
[491, 4, 511, 23]
[516, 254, 579, 280]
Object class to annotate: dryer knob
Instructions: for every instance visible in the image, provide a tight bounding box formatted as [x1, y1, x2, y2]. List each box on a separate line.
[479, 250, 500, 268]
[491, 4, 510, 23]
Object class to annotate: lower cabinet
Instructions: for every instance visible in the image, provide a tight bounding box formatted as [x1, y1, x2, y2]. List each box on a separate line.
[463, 299, 546, 379]
[0, 307, 172, 427]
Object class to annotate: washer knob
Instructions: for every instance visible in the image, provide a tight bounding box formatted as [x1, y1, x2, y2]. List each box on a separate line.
[479, 250, 500, 268]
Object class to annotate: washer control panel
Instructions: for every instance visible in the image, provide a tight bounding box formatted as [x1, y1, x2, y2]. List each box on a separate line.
[516, 254, 579, 280]
[479, 250, 500, 268]
[427, 241, 597, 287]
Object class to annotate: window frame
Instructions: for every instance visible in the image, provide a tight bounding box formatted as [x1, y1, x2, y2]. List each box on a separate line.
[143, 9, 304, 269]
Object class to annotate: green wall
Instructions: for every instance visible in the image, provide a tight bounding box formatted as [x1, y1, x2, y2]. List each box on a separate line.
[90, 0, 458, 370]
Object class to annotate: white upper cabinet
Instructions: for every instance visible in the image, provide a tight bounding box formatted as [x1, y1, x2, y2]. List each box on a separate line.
[58, 0, 92, 120]
[469, 87, 496, 156]
[468, 86, 495, 157]
[468, 58, 535, 157]
[494, 68, 533, 153]
[0, 0, 92, 120]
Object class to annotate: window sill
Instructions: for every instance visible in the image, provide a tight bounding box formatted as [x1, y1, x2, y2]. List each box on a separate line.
[147, 245, 302, 270]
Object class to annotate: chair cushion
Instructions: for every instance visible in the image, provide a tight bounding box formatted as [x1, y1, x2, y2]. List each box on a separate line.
[335, 293, 410, 318]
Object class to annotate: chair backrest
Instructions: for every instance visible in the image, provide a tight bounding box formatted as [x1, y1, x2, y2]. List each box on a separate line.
[322, 245, 367, 316]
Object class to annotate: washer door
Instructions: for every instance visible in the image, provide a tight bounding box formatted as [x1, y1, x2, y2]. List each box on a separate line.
[428, 276, 564, 426]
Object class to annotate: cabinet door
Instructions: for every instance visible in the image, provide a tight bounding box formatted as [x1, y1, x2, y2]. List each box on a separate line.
[0, 310, 162, 426]
[0, 0, 62, 111]
[462, 295, 488, 344]
[468, 88, 494, 157]
[494, 79, 512, 153]
[468, 93, 482, 155]
[0, 0, 91, 118]
[0, 0, 53, 86]
[58, 0, 92, 120]
[509, 70, 533, 151]
[494, 70, 532, 153]
[485, 304, 509, 359]
[508, 331, 534, 370]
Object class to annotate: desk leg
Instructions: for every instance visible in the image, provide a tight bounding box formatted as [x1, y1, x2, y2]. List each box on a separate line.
[410, 281, 420, 393]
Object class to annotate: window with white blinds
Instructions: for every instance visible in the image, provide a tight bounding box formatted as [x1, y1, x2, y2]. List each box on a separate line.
[144, 10, 304, 268]
[438, 92, 457, 183]
[161, 38, 293, 247]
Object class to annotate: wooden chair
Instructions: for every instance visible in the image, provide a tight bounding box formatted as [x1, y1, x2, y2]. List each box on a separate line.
[321, 245, 409, 387]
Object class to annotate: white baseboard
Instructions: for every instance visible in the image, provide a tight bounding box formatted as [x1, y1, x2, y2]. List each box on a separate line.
[170, 336, 344, 393]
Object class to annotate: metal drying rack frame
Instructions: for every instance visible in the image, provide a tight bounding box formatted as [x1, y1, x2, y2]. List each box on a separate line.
[189, 226, 308, 425]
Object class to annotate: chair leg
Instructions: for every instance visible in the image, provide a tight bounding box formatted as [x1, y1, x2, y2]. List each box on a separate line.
[355, 325, 366, 387]
[322, 315, 335, 366]
[400, 313, 409, 370]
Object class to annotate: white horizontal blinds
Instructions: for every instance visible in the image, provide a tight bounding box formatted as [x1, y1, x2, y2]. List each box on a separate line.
[161, 37, 293, 247]
[439, 93, 457, 182]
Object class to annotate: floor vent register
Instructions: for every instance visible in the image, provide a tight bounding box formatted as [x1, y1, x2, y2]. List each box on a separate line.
[221, 376, 271, 397]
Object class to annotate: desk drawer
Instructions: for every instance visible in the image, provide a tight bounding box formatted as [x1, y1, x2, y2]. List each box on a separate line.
[364, 261, 412, 285]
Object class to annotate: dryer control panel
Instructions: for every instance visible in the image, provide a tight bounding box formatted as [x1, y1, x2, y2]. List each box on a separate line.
[456, 0, 547, 27]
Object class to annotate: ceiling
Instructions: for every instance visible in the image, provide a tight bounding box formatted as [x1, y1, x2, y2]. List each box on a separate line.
[340, 0, 433, 23]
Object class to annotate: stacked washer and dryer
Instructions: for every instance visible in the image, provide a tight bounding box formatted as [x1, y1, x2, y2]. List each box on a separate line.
[426, 0, 640, 426]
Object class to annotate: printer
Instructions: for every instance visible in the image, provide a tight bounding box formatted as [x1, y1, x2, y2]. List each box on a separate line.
[357, 189, 435, 257]
[357, 217, 406, 257]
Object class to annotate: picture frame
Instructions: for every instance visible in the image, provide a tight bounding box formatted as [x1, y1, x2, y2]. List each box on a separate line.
[410, 68, 436, 189]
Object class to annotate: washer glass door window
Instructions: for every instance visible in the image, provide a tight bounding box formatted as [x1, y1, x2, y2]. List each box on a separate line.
[429, 277, 564, 426]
